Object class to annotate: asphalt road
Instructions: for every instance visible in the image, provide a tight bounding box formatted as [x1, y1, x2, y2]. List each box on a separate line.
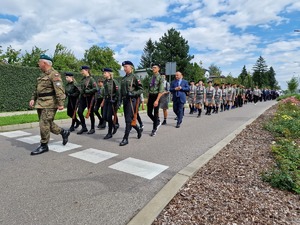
[0, 101, 276, 225]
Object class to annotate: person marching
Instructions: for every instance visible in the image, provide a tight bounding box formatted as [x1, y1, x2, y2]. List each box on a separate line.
[204, 80, 215, 115]
[213, 83, 222, 113]
[77, 66, 98, 135]
[170, 71, 189, 128]
[119, 61, 143, 146]
[65, 72, 81, 131]
[188, 81, 197, 114]
[94, 78, 106, 129]
[220, 83, 226, 112]
[159, 74, 170, 125]
[147, 63, 164, 137]
[195, 80, 206, 117]
[29, 54, 70, 155]
[225, 83, 233, 110]
[101, 68, 120, 140]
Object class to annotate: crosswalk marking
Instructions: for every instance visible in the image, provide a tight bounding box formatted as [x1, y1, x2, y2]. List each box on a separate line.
[1, 130, 170, 179]
[0, 130, 31, 138]
[69, 148, 118, 164]
[49, 141, 82, 153]
[16, 135, 53, 144]
[109, 157, 169, 180]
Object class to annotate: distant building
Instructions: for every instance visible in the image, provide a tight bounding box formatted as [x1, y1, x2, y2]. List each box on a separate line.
[135, 68, 149, 79]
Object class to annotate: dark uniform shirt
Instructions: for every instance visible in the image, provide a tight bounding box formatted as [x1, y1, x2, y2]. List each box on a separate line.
[66, 82, 80, 98]
[120, 73, 143, 97]
[79, 76, 97, 96]
[148, 73, 164, 94]
[103, 79, 120, 102]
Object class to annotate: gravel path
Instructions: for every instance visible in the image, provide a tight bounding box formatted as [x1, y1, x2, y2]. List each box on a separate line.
[153, 105, 300, 225]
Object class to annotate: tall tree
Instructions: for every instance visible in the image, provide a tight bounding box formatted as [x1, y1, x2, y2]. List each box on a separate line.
[266, 66, 277, 89]
[238, 65, 248, 85]
[208, 64, 222, 78]
[155, 28, 194, 76]
[53, 43, 79, 71]
[83, 45, 121, 76]
[139, 38, 156, 69]
[21, 46, 47, 67]
[252, 56, 268, 88]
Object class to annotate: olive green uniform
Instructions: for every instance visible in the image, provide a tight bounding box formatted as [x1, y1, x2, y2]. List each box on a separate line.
[31, 68, 66, 144]
[120, 73, 143, 141]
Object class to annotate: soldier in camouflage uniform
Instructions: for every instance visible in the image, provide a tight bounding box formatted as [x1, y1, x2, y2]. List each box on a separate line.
[65, 72, 81, 132]
[119, 61, 143, 146]
[77, 66, 98, 135]
[101, 68, 120, 140]
[29, 54, 70, 155]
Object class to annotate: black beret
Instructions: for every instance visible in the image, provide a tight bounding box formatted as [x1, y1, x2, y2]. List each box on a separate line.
[39, 54, 53, 62]
[122, 61, 134, 67]
[207, 80, 212, 83]
[102, 68, 113, 72]
[190, 80, 194, 83]
[65, 72, 74, 76]
[151, 63, 161, 68]
[81, 65, 90, 70]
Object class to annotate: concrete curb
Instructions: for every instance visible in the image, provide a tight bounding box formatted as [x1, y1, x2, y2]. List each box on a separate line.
[127, 103, 276, 225]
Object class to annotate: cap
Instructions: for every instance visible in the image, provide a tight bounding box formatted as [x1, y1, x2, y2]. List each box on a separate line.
[102, 68, 113, 72]
[39, 54, 53, 62]
[151, 63, 161, 68]
[122, 61, 134, 67]
[65, 72, 74, 76]
[81, 65, 90, 70]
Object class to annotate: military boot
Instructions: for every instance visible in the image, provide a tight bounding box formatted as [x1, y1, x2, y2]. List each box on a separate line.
[61, 129, 70, 145]
[31, 143, 49, 155]
[77, 125, 88, 134]
[120, 138, 128, 146]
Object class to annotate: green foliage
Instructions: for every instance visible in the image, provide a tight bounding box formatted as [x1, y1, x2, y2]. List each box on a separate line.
[238, 65, 248, 86]
[287, 77, 299, 94]
[0, 45, 21, 64]
[83, 45, 121, 76]
[53, 43, 79, 72]
[252, 56, 268, 88]
[263, 99, 300, 194]
[21, 46, 47, 67]
[0, 64, 41, 112]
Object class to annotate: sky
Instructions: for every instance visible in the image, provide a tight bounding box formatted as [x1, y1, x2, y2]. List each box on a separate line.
[1, 0, 300, 90]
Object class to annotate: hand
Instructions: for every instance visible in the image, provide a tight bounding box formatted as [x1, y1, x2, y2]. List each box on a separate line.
[29, 100, 35, 108]
[153, 100, 159, 107]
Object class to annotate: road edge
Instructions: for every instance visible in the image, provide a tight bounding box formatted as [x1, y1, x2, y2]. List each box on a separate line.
[127, 102, 277, 225]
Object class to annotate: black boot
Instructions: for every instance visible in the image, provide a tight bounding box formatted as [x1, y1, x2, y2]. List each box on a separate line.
[216, 107, 219, 114]
[87, 129, 95, 134]
[104, 133, 113, 139]
[61, 129, 70, 145]
[31, 143, 49, 155]
[74, 119, 81, 129]
[197, 109, 201, 118]
[69, 126, 75, 132]
[77, 125, 88, 134]
[112, 123, 119, 134]
[120, 138, 128, 146]
[133, 125, 142, 139]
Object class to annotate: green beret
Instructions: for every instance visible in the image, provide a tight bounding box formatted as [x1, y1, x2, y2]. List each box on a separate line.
[40, 54, 53, 62]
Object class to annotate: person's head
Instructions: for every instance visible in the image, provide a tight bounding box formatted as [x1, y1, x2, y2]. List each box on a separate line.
[80, 65, 90, 76]
[175, 71, 183, 80]
[161, 74, 166, 80]
[190, 81, 195, 86]
[102, 68, 113, 80]
[38, 54, 53, 72]
[98, 78, 104, 86]
[122, 61, 134, 74]
[207, 80, 212, 86]
[65, 72, 74, 83]
[198, 80, 203, 86]
[151, 63, 160, 74]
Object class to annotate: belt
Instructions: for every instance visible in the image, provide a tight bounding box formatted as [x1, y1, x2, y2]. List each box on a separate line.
[38, 91, 55, 97]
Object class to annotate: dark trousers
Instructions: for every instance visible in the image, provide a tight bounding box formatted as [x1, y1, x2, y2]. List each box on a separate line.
[147, 93, 159, 130]
[78, 95, 95, 129]
[173, 97, 184, 125]
[67, 96, 80, 126]
[94, 97, 104, 124]
[103, 100, 116, 134]
[254, 95, 259, 103]
[122, 97, 139, 138]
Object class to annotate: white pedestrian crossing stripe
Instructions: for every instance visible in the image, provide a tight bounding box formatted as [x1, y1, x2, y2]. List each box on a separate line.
[17, 135, 53, 144]
[0, 130, 31, 138]
[49, 141, 82, 153]
[69, 148, 118, 164]
[1, 130, 169, 179]
[109, 157, 169, 180]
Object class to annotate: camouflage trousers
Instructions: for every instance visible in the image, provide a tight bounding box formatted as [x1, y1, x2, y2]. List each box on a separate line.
[37, 108, 62, 144]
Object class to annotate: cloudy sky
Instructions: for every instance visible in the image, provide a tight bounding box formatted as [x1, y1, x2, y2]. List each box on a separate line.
[1, 0, 300, 89]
